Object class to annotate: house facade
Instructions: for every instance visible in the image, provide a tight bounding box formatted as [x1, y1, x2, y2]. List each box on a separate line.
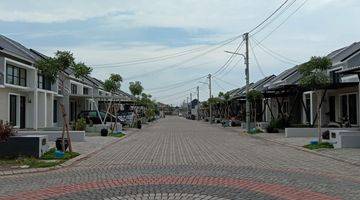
[0, 35, 133, 130]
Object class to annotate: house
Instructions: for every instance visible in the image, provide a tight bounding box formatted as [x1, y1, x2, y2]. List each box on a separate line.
[305, 42, 360, 127]
[0, 34, 134, 130]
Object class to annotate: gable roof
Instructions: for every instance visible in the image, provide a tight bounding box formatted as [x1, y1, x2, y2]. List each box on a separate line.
[0, 35, 39, 63]
[330, 42, 360, 64]
[264, 65, 301, 90]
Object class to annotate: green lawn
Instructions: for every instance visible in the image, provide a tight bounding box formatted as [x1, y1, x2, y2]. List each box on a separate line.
[303, 142, 334, 150]
[110, 133, 126, 138]
[0, 148, 80, 169]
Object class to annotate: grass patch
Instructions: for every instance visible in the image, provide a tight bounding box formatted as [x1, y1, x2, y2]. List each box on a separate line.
[110, 133, 126, 138]
[248, 128, 263, 135]
[0, 148, 80, 169]
[304, 142, 334, 150]
[41, 148, 80, 160]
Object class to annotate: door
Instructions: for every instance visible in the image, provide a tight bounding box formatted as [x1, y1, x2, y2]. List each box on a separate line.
[9, 95, 17, 126]
[70, 101, 77, 122]
[20, 96, 26, 129]
[329, 96, 335, 122]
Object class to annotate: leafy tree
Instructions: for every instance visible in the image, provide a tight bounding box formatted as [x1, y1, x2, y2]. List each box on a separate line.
[104, 74, 123, 93]
[36, 51, 92, 152]
[299, 56, 332, 143]
[219, 92, 231, 119]
[129, 81, 143, 98]
[103, 74, 123, 130]
[247, 90, 263, 126]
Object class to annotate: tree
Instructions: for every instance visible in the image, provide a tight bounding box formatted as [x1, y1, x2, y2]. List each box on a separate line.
[129, 81, 143, 97]
[299, 56, 332, 143]
[219, 92, 231, 119]
[247, 90, 263, 127]
[129, 81, 144, 125]
[36, 51, 92, 152]
[103, 74, 123, 131]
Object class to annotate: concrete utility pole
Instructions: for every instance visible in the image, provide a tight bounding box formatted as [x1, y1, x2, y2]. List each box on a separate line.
[224, 33, 250, 132]
[187, 97, 189, 118]
[197, 86, 200, 120]
[208, 74, 212, 124]
[244, 33, 250, 133]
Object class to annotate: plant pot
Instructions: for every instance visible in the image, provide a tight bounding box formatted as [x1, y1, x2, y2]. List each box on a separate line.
[136, 121, 142, 129]
[101, 128, 108, 137]
[55, 138, 69, 151]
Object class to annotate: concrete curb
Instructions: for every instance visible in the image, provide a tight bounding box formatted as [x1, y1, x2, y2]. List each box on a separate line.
[209, 124, 360, 167]
[240, 130, 360, 167]
[0, 121, 158, 177]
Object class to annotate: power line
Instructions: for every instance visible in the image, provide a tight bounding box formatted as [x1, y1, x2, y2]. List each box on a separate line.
[248, 0, 290, 33]
[249, 39, 266, 77]
[213, 39, 245, 76]
[251, 37, 299, 65]
[146, 75, 207, 92]
[213, 79, 227, 91]
[124, 36, 243, 81]
[251, 0, 297, 36]
[218, 55, 243, 78]
[213, 76, 240, 88]
[259, 0, 309, 43]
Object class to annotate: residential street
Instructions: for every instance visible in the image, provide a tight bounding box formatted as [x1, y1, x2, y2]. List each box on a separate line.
[1, 116, 360, 200]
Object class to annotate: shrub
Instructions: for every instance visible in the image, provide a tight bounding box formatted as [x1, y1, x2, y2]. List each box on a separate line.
[0, 120, 15, 142]
[266, 119, 279, 133]
[75, 118, 86, 131]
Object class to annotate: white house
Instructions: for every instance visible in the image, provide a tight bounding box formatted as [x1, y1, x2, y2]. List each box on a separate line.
[0, 34, 134, 130]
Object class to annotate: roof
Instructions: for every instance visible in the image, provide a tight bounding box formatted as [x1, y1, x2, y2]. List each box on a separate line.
[330, 42, 360, 64]
[0, 35, 40, 63]
[264, 65, 301, 90]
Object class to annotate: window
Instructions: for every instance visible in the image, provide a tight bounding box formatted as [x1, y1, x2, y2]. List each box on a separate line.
[6, 64, 26, 86]
[71, 84, 77, 94]
[38, 74, 44, 89]
[9, 95, 17, 126]
[53, 100, 58, 123]
[340, 94, 358, 125]
[83, 87, 89, 95]
[329, 96, 336, 122]
[329, 69, 341, 84]
[99, 91, 103, 96]
[305, 94, 311, 123]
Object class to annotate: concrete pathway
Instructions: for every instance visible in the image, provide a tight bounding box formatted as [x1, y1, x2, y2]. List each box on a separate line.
[0, 116, 359, 200]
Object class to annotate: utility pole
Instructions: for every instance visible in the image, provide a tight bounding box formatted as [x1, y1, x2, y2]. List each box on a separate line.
[186, 97, 189, 118]
[208, 74, 212, 124]
[197, 86, 200, 120]
[244, 32, 251, 133]
[224, 33, 250, 132]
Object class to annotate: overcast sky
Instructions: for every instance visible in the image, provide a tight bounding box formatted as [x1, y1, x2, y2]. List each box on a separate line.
[1, 0, 359, 105]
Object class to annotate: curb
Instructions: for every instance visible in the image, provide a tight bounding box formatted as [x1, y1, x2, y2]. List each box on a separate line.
[245, 132, 360, 167]
[0, 119, 160, 177]
[210, 124, 360, 167]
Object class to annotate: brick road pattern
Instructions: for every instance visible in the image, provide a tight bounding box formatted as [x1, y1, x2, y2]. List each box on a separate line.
[0, 117, 359, 199]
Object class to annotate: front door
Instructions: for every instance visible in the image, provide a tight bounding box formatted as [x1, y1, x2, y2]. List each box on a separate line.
[20, 96, 26, 129]
[70, 101, 77, 122]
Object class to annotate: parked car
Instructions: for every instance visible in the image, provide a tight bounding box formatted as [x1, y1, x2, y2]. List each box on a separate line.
[77, 110, 125, 125]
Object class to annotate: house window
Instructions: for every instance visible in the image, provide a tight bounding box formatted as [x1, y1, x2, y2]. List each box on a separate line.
[99, 91, 103, 96]
[6, 64, 26, 87]
[329, 69, 341, 84]
[340, 94, 358, 125]
[305, 94, 311, 123]
[38, 74, 44, 89]
[71, 84, 77, 94]
[329, 96, 336, 122]
[9, 95, 17, 126]
[83, 87, 89, 95]
[53, 100, 58, 123]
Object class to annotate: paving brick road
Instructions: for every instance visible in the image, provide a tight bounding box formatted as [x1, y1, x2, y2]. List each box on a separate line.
[0, 116, 359, 200]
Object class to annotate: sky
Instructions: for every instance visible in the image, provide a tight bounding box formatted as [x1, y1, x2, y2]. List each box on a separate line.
[1, 0, 359, 105]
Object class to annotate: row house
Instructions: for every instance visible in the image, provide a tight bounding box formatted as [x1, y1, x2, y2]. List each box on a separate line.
[225, 41, 360, 129]
[0, 35, 133, 130]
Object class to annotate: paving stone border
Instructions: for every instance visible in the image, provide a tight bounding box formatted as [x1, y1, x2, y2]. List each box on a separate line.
[0, 121, 159, 177]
